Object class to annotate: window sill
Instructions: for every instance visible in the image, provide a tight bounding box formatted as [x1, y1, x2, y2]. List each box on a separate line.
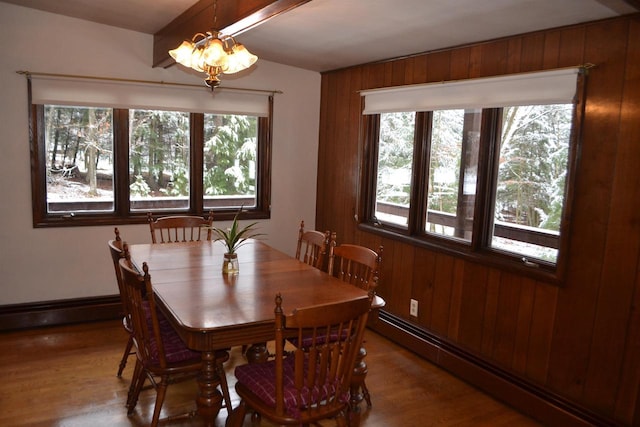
[358, 223, 563, 286]
[33, 208, 271, 228]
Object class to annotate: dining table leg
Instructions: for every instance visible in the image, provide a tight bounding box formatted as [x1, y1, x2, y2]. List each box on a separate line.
[245, 342, 270, 364]
[197, 350, 224, 427]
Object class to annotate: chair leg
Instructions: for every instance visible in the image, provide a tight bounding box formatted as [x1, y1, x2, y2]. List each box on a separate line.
[216, 360, 233, 416]
[348, 406, 361, 427]
[361, 380, 372, 407]
[250, 410, 263, 425]
[150, 380, 169, 427]
[335, 410, 349, 427]
[117, 335, 134, 377]
[350, 346, 370, 411]
[126, 360, 145, 414]
[225, 399, 248, 427]
[126, 360, 140, 408]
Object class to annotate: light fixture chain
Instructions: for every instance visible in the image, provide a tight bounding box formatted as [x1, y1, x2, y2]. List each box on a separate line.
[213, 0, 218, 30]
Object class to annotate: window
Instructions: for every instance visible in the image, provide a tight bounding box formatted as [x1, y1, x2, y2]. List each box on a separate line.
[28, 74, 273, 226]
[203, 113, 258, 209]
[129, 109, 191, 211]
[490, 104, 574, 263]
[360, 69, 584, 280]
[426, 109, 481, 242]
[44, 105, 115, 214]
[374, 112, 415, 227]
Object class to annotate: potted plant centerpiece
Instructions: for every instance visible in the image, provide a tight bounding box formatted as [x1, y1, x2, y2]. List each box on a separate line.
[209, 206, 264, 274]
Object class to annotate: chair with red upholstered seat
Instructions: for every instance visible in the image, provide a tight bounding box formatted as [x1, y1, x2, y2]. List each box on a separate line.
[118, 243, 231, 427]
[227, 293, 371, 427]
[295, 220, 331, 271]
[147, 211, 213, 244]
[327, 242, 382, 293]
[327, 241, 383, 408]
[107, 227, 135, 377]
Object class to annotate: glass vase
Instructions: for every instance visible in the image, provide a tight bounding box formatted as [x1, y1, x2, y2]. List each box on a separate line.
[222, 252, 239, 275]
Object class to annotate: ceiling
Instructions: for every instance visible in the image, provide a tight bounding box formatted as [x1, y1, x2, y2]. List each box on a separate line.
[2, 0, 637, 72]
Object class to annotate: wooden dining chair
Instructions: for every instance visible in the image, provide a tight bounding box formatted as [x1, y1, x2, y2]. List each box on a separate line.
[107, 227, 135, 378]
[228, 293, 371, 427]
[147, 211, 213, 243]
[281, 221, 333, 354]
[294, 220, 332, 271]
[327, 241, 383, 408]
[118, 244, 232, 427]
[328, 242, 382, 293]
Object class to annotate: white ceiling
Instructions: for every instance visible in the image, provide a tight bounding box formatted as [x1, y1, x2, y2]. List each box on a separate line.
[2, 0, 637, 72]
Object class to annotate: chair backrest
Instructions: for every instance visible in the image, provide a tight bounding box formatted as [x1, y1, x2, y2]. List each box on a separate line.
[147, 211, 213, 244]
[295, 220, 331, 271]
[107, 227, 127, 310]
[118, 248, 169, 369]
[327, 242, 382, 292]
[273, 293, 371, 420]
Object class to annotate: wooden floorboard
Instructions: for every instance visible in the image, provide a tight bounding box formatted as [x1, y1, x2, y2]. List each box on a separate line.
[0, 320, 542, 426]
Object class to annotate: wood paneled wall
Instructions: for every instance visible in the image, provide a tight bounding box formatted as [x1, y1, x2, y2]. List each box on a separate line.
[316, 14, 640, 426]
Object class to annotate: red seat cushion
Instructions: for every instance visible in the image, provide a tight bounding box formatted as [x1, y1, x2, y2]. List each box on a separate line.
[234, 355, 347, 418]
[142, 301, 200, 365]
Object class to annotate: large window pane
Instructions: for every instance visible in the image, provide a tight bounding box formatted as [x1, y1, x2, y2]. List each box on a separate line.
[30, 79, 273, 227]
[426, 109, 481, 241]
[203, 114, 258, 209]
[375, 112, 416, 227]
[44, 105, 114, 213]
[491, 104, 573, 263]
[129, 109, 190, 211]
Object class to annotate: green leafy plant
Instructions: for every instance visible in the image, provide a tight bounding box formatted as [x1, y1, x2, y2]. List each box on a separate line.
[208, 206, 264, 254]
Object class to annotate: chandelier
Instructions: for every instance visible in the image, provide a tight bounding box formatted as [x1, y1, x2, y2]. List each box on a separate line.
[168, 0, 258, 90]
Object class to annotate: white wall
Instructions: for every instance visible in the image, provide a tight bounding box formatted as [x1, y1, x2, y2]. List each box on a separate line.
[0, 3, 321, 305]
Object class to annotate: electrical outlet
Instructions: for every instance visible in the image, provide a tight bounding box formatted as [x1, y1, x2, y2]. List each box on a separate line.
[410, 299, 418, 317]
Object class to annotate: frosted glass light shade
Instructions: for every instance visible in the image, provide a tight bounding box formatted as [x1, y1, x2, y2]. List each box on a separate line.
[224, 44, 258, 74]
[202, 39, 227, 67]
[169, 41, 195, 68]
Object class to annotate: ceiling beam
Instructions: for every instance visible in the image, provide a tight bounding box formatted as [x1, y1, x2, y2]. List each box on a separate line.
[622, 0, 640, 10]
[153, 0, 311, 68]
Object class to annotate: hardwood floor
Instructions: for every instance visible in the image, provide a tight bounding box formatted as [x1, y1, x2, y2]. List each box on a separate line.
[0, 320, 541, 426]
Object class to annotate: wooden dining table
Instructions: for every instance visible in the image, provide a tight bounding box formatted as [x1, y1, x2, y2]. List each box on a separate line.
[128, 239, 383, 426]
